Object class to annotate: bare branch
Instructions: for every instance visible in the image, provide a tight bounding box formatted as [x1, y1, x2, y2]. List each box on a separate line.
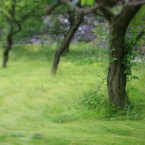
[93, 11, 104, 17]
[136, 31, 145, 42]
[11, 21, 22, 35]
[62, 0, 103, 14]
[117, 4, 142, 31]
[46, 2, 62, 15]
[99, 8, 114, 23]
[125, 0, 145, 6]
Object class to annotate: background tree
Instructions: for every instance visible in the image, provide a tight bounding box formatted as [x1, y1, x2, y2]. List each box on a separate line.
[46, 1, 105, 75]
[50, 12, 84, 75]
[46, 4, 85, 75]
[0, 0, 44, 67]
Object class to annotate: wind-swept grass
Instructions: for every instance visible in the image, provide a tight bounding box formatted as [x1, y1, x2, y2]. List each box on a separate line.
[0, 43, 145, 145]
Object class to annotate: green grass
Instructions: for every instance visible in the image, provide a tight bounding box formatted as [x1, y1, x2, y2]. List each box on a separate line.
[0, 43, 145, 145]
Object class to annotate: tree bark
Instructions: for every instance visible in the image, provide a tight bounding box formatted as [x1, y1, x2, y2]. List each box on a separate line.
[107, 24, 129, 109]
[50, 14, 84, 75]
[62, 10, 75, 54]
[2, 34, 13, 68]
[100, 5, 142, 109]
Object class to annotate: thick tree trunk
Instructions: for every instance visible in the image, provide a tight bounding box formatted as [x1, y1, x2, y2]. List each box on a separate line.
[50, 14, 84, 75]
[2, 35, 13, 68]
[107, 25, 129, 109]
[100, 5, 142, 109]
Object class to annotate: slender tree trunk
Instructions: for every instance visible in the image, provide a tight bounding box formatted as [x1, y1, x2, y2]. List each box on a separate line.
[50, 14, 84, 75]
[2, 17, 21, 68]
[2, 35, 13, 68]
[61, 11, 75, 55]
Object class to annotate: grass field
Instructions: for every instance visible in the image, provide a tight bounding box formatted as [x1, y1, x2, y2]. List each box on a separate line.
[0, 43, 145, 145]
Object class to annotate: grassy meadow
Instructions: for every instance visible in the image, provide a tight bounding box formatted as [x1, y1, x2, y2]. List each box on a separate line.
[0, 43, 145, 145]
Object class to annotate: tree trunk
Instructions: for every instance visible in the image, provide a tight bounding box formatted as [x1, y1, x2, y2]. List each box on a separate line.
[50, 14, 84, 75]
[2, 35, 13, 68]
[107, 24, 129, 109]
[61, 11, 75, 55]
[100, 5, 142, 109]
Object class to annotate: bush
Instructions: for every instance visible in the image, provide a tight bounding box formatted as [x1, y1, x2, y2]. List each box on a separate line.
[81, 90, 107, 110]
[79, 89, 143, 120]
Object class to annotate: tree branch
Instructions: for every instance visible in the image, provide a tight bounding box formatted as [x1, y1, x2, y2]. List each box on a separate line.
[118, 4, 142, 30]
[99, 8, 114, 23]
[19, 6, 44, 22]
[11, 21, 22, 35]
[46, 2, 62, 15]
[93, 11, 104, 17]
[136, 31, 145, 42]
[62, 0, 103, 14]
[126, 0, 145, 6]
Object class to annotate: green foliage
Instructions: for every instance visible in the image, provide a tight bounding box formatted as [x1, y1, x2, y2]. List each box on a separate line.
[0, 0, 44, 44]
[69, 0, 95, 8]
[93, 22, 109, 49]
[70, 0, 94, 6]
[81, 0, 94, 5]
[15, 16, 44, 43]
[110, 57, 118, 62]
[127, 83, 145, 119]
[129, 6, 145, 46]
[80, 88, 145, 120]
[123, 36, 139, 79]
[81, 90, 107, 110]
[80, 89, 139, 120]
[122, 7, 145, 80]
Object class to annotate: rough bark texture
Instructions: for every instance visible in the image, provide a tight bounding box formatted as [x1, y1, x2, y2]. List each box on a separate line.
[100, 5, 142, 109]
[107, 23, 129, 109]
[50, 14, 84, 75]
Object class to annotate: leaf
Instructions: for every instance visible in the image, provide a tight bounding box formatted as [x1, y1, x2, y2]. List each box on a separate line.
[132, 76, 139, 80]
[110, 48, 116, 52]
[87, 0, 94, 5]
[81, 0, 94, 5]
